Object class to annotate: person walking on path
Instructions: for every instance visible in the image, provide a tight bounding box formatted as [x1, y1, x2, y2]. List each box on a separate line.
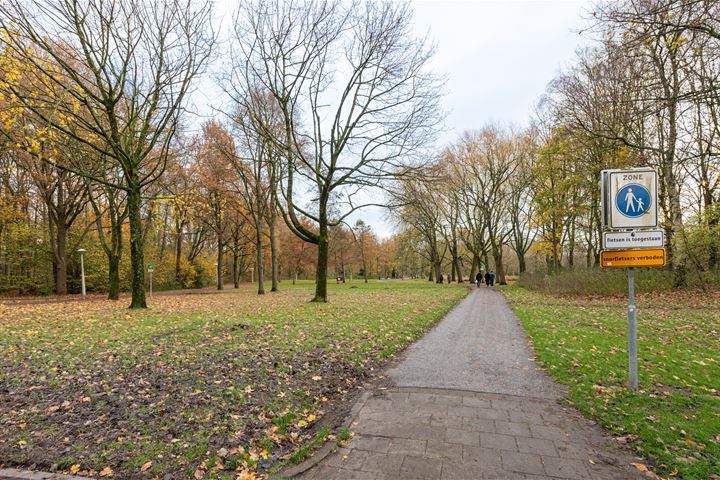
[489, 270, 495, 286]
[475, 271, 483, 287]
[484, 271, 491, 286]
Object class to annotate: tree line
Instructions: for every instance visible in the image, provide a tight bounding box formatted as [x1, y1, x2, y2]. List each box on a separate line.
[0, 0, 442, 306]
[394, 0, 719, 287]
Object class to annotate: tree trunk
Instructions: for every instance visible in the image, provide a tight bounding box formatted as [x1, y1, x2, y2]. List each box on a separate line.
[313, 219, 329, 302]
[216, 234, 224, 290]
[127, 187, 147, 309]
[469, 253, 479, 281]
[517, 253, 526, 274]
[233, 247, 240, 288]
[493, 244, 507, 285]
[269, 217, 279, 292]
[256, 221, 265, 295]
[108, 253, 120, 300]
[54, 221, 68, 295]
[175, 219, 183, 285]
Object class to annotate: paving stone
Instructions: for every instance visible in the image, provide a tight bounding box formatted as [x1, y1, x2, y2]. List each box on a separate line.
[554, 440, 591, 460]
[387, 438, 426, 455]
[433, 393, 465, 406]
[461, 445, 503, 468]
[511, 410, 545, 425]
[475, 407, 510, 421]
[350, 435, 392, 453]
[407, 392, 435, 404]
[326, 448, 370, 470]
[440, 459, 487, 479]
[480, 432, 518, 451]
[310, 465, 376, 479]
[494, 420, 532, 437]
[501, 451, 546, 476]
[462, 416, 495, 433]
[462, 396, 492, 408]
[542, 456, 590, 479]
[445, 427, 480, 446]
[399, 455, 443, 479]
[360, 453, 404, 475]
[516, 436, 558, 457]
[424, 439, 464, 461]
[448, 405, 481, 418]
[393, 423, 446, 441]
[427, 413, 464, 428]
[530, 424, 569, 441]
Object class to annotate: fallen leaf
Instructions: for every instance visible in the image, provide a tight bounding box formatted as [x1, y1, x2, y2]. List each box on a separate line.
[99, 466, 113, 477]
[140, 461, 152, 472]
[70, 464, 81, 474]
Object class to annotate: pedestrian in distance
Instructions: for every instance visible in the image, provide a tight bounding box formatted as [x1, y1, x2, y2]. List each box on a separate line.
[489, 271, 495, 286]
[438, 273, 444, 283]
[475, 271, 483, 287]
[447, 274, 451, 284]
[484, 271, 491, 287]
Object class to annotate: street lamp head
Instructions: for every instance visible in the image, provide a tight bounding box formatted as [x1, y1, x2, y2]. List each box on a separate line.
[77, 248, 87, 254]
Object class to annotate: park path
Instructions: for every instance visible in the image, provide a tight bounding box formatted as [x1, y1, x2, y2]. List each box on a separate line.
[296, 287, 646, 479]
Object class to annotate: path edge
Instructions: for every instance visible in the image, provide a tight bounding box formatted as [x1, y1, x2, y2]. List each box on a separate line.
[273, 389, 373, 479]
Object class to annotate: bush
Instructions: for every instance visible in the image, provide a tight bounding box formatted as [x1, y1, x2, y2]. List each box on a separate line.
[517, 268, 704, 295]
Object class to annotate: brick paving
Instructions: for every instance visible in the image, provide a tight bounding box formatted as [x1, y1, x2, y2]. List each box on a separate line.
[296, 288, 646, 479]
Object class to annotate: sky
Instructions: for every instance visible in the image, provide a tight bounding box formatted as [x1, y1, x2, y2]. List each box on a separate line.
[198, 0, 595, 238]
[358, 0, 594, 237]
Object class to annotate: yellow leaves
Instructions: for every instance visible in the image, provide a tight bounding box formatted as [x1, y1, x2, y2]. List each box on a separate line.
[99, 466, 113, 477]
[244, 385, 254, 394]
[296, 419, 308, 428]
[140, 461, 153, 472]
[17, 439, 27, 447]
[70, 464, 81, 473]
[631, 462, 659, 479]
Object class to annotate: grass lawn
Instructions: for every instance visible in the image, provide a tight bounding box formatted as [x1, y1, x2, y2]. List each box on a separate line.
[503, 286, 720, 479]
[0, 280, 467, 479]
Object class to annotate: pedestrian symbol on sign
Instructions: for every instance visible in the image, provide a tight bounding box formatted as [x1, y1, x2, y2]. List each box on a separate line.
[616, 184, 651, 218]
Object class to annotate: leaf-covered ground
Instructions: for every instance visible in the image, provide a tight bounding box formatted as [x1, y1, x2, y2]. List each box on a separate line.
[503, 286, 720, 479]
[0, 281, 467, 479]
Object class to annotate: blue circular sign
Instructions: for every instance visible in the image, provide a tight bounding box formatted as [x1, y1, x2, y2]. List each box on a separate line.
[616, 184, 651, 218]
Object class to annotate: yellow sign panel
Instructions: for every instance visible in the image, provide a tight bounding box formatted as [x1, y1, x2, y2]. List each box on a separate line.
[600, 248, 666, 268]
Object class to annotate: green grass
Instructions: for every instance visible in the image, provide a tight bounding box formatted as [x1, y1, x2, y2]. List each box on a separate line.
[0, 280, 467, 478]
[503, 286, 720, 479]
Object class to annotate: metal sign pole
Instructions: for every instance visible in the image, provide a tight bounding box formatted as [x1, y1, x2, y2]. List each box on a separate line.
[149, 271, 153, 297]
[627, 267, 638, 391]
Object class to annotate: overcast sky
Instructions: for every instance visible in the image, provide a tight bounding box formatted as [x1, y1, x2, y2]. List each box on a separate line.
[200, 0, 595, 238]
[356, 0, 595, 237]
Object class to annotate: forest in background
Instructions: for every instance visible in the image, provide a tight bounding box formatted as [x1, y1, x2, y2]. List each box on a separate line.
[1, 0, 719, 302]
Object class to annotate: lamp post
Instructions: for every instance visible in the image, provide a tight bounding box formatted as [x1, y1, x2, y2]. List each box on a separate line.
[77, 248, 87, 298]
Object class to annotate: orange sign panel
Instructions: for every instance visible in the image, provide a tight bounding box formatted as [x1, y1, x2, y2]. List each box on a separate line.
[600, 248, 666, 268]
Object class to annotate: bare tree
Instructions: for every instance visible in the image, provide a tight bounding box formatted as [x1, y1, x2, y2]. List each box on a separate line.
[0, 0, 215, 307]
[230, 0, 443, 302]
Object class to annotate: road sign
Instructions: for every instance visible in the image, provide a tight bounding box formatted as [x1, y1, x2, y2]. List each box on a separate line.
[600, 248, 666, 268]
[601, 168, 658, 229]
[603, 230, 664, 250]
[147, 264, 154, 272]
